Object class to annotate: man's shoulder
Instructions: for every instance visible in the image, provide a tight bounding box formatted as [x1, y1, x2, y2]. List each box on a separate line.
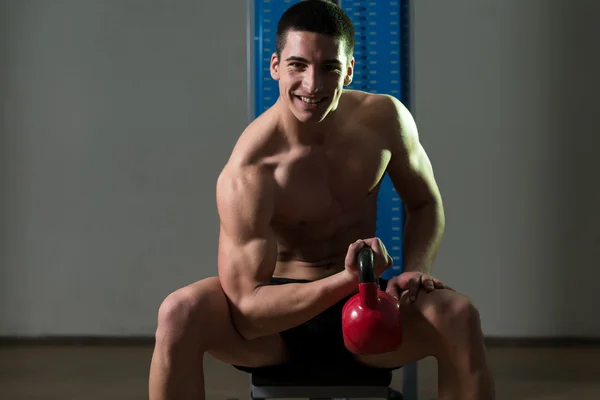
[341, 90, 411, 142]
[228, 110, 281, 168]
[216, 160, 275, 227]
[341, 90, 406, 124]
[342, 89, 402, 108]
[217, 153, 275, 202]
[217, 121, 277, 202]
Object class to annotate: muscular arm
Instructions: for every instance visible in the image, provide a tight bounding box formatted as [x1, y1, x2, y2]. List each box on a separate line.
[216, 166, 356, 341]
[383, 96, 445, 274]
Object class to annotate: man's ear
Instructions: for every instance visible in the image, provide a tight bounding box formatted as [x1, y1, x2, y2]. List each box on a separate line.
[344, 57, 354, 86]
[270, 53, 280, 81]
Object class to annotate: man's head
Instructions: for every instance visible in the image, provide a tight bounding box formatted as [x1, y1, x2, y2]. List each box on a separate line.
[270, 0, 355, 124]
[275, 0, 354, 61]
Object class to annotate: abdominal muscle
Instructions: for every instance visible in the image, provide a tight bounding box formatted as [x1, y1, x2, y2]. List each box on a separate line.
[271, 212, 378, 281]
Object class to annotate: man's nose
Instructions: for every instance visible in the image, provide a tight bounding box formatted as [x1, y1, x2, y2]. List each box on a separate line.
[302, 68, 322, 94]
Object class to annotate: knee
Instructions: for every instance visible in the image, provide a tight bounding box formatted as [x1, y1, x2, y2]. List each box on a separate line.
[156, 290, 194, 337]
[420, 292, 482, 339]
[436, 295, 483, 343]
[155, 278, 220, 346]
[449, 296, 482, 333]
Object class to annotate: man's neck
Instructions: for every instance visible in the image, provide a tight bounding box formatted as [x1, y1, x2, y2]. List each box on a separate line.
[275, 99, 337, 147]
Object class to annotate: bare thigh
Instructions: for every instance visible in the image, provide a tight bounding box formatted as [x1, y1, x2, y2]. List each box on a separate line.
[170, 276, 291, 368]
[354, 288, 462, 368]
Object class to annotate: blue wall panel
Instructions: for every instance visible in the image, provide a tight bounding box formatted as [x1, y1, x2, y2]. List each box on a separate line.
[254, 0, 296, 114]
[253, 0, 410, 279]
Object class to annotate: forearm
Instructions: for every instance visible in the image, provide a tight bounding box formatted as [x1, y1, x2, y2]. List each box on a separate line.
[232, 270, 356, 340]
[403, 200, 445, 274]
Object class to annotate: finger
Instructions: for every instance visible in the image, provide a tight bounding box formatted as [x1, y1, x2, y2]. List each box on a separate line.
[396, 272, 413, 290]
[386, 254, 394, 268]
[362, 237, 387, 256]
[364, 238, 392, 269]
[408, 275, 421, 302]
[432, 278, 455, 291]
[344, 239, 366, 267]
[433, 278, 445, 289]
[361, 237, 379, 247]
[362, 237, 382, 256]
[385, 280, 401, 300]
[422, 274, 436, 292]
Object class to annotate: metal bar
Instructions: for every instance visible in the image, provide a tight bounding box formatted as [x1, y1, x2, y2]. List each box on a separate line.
[251, 384, 390, 399]
[402, 362, 418, 400]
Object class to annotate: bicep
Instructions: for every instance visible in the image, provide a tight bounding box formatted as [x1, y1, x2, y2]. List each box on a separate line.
[215, 168, 278, 307]
[217, 228, 278, 305]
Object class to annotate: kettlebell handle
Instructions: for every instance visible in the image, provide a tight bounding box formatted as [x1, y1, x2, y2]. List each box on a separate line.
[357, 246, 375, 283]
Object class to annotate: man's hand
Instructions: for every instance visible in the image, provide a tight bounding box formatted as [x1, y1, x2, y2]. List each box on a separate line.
[386, 271, 454, 302]
[344, 238, 393, 280]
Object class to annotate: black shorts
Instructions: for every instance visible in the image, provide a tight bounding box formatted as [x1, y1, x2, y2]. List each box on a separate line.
[232, 277, 403, 376]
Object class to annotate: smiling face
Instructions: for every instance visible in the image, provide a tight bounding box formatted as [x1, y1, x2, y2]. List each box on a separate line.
[270, 30, 354, 124]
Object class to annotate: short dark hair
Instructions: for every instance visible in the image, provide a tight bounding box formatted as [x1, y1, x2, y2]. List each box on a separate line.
[276, 0, 355, 60]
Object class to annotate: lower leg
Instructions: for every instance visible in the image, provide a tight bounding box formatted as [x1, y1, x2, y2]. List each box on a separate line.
[436, 343, 494, 400]
[451, 337, 495, 399]
[436, 355, 460, 400]
[436, 304, 495, 400]
[149, 344, 205, 400]
[149, 297, 207, 400]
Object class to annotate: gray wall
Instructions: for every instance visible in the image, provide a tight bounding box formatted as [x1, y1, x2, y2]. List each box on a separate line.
[1, 0, 599, 337]
[413, 0, 600, 337]
[1, 0, 247, 336]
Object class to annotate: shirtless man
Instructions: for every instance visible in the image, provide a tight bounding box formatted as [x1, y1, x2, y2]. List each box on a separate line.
[149, 1, 495, 399]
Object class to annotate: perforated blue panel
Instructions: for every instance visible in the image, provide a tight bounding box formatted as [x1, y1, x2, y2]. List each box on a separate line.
[253, 0, 410, 279]
[253, 0, 296, 114]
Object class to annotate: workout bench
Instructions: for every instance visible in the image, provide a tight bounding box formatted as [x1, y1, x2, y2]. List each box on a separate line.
[248, 362, 418, 399]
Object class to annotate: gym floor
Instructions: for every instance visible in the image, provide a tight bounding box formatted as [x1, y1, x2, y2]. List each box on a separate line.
[1, 344, 599, 400]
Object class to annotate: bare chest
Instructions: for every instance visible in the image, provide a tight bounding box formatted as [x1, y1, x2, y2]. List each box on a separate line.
[273, 141, 391, 224]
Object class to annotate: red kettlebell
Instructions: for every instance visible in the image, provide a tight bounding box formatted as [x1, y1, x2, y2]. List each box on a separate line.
[342, 246, 403, 355]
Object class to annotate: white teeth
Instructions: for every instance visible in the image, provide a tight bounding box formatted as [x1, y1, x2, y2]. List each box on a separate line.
[300, 97, 322, 104]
